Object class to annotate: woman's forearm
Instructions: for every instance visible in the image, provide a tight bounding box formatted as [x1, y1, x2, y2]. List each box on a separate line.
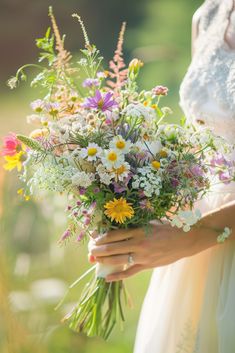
[191, 201, 235, 252]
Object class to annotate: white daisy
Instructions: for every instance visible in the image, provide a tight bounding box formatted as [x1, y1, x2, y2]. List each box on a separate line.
[101, 149, 125, 169]
[109, 135, 132, 154]
[80, 143, 102, 161]
[109, 162, 131, 182]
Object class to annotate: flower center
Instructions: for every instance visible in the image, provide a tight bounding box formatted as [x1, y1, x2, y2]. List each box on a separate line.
[152, 160, 161, 169]
[115, 165, 126, 175]
[97, 99, 104, 109]
[108, 152, 118, 162]
[159, 150, 168, 158]
[87, 147, 97, 156]
[114, 204, 123, 212]
[116, 140, 126, 149]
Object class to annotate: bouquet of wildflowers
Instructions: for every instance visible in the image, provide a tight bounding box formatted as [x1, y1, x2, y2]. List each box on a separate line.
[2, 8, 235, 339]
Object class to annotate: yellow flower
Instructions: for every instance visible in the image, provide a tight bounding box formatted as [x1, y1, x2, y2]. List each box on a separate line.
[17, 188, 24, 195]
[104, 197, 134, 224]
[151, 160, 161, 170]
[4, 151, 25, 172]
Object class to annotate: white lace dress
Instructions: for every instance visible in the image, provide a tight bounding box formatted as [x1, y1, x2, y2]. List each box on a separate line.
[134, 1, 235, 352]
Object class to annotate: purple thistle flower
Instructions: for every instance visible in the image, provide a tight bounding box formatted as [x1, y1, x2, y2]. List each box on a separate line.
[84, 217, 91, 226]
[82, 78, 100, 88]
[82, 90, 118, 112]
[79, 188, 86, 195]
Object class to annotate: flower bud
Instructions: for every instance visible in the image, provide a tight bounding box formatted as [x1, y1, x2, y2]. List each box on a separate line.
[128, 58, 143, 75]
[152, 85, 168, 96]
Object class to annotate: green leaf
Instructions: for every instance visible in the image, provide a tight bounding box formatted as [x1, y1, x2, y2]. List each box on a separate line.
[180, 115, 186, 126]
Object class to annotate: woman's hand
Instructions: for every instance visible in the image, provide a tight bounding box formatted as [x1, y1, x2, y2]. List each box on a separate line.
[89, 222, 218, 282]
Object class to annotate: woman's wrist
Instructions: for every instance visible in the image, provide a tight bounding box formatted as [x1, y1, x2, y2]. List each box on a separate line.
[189, 222, 219, 253]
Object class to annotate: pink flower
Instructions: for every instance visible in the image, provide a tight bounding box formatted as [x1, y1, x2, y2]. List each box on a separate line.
[77, 231, 86, 242]
[152, 85, 169, 96]
[2, 133, 21, 156]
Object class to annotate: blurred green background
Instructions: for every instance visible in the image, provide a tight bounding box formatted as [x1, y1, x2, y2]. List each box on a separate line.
[0, 0, 201, 352]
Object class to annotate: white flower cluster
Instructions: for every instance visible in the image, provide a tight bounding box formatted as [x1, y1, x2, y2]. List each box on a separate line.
[29, 157, 77, 193]
[71, 171, 95, 188]
[217, 227, 232, 243]
[170, 209, 201, 232]
[96, 164, 112, 185]
[132, 166, 162, 197]
[122, 103, 155, 121]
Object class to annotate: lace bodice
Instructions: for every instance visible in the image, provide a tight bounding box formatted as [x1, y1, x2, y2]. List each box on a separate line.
[180, 0, 235, 143]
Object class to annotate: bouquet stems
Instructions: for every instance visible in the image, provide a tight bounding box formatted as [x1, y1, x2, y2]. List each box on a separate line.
[62, 273, 128, 340]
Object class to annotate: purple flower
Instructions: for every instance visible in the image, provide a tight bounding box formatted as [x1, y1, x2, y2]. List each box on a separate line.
[97, 71, 106, 79]
[30, 99, 45, 112]
[219, 171, 231, 184]
[139, 199, 154, 212]
[79, 187, 86, 195]
[171, 177, 180, 188]
[82, 90, 118, 112]
[45, 102, 60, 115]
[211, 154, 232, 168]
[113, 183, 126, 193]
[82, 78, 100, 88]
[190, 165, 204, 177]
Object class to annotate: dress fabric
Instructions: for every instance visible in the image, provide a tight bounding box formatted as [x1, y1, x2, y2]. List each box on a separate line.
[134, 0, 235, 352]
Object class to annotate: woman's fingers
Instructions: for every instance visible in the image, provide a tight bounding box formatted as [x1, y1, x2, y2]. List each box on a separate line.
[95, 253, 144, 266]
[95, 228, 135, 245]
[105, 264, 147, 282]
[90, 239, 138, 257]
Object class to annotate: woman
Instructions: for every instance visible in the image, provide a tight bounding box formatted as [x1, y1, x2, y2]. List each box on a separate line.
[90, 0, 235, 351]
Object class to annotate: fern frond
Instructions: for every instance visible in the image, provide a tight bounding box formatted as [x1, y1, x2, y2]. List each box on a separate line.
[107, 22, 128, 94]
[48, 6, 72, 69]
